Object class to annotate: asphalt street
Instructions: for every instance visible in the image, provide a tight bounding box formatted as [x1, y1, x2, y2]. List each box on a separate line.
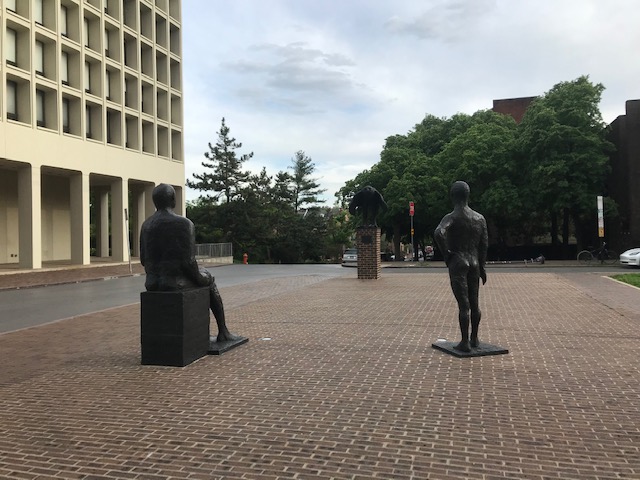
[0, 262, 631, 334]
[0, 264, 349, 334]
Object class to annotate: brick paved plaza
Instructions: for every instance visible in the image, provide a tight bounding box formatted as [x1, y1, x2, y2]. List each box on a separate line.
[1, 270, 639, 479]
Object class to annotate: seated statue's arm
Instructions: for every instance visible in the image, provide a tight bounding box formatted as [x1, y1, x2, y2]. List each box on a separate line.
[181, 221, 211, 287]
[139, 229, 147, 267]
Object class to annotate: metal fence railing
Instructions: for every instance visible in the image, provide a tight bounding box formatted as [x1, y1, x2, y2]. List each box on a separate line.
[195, 242, 233, 259]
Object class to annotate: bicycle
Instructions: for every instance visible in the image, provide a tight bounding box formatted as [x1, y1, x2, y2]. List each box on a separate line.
[577, 242, 618, 265]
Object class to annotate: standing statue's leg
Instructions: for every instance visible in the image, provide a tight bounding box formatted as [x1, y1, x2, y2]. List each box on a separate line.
[468, 273, 481, 348]
[209, 281, 239, 342]
[450, 273, 471, 352]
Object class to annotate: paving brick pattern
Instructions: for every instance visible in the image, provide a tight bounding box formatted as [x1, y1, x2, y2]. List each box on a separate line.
[1, 272, 640, 479]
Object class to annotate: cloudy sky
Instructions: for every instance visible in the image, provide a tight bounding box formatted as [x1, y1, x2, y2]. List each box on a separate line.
[181, 0, 640, 203]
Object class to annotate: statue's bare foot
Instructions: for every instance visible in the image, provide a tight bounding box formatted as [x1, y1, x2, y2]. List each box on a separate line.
[454, 341, 471, 353]
[215, 329, 241, 342]
[470, 337, 480, 348]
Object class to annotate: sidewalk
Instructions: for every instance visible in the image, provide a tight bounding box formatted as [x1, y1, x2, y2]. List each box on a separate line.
[0, 262, 146, 291]
[1, 269, 640, 479]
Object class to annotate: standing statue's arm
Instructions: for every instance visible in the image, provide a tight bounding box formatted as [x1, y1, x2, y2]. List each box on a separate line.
[434, 218, 450, 265]
[479, 216, 488, 284]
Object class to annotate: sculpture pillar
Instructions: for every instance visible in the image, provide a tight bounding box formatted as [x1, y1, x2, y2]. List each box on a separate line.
[356, 226, 381, 280]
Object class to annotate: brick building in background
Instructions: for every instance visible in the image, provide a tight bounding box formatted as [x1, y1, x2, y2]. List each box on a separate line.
[493, 96, 640, 252]
[492, 96, 536, 124]
[607, 100, 640, 251]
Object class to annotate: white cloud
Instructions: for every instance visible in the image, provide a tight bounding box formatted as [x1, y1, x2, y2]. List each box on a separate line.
[182, 0, 640, 203]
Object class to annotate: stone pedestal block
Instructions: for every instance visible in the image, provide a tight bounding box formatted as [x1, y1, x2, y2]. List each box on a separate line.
[140, 287, 210, 367]
[356, 226, 381, 279]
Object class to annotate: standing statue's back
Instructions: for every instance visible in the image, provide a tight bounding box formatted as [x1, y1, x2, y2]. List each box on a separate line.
[434, 181, 488, 353]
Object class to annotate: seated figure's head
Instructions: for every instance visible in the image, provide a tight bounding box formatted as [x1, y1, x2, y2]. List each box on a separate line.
[450, 181, 470, 204]
[152, 184, 176, 210]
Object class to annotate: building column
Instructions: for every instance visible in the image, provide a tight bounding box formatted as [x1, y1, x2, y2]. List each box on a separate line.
[95, 188, 110, 257]
[70, 173, 90, 265]
[130, 188, 146, 257]
[18, 166, 42, 269]
[110, 178, 129, 262]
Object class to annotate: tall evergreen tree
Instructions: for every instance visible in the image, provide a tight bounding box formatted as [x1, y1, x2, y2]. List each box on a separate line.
[288, 151, 326, 212]
[187, 117, 252, 203]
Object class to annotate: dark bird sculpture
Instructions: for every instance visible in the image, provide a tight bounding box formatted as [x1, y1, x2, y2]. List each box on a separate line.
[348, 186, 388, 226]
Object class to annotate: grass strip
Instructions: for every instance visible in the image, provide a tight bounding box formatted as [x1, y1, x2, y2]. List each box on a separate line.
[611, 273, 640, 288]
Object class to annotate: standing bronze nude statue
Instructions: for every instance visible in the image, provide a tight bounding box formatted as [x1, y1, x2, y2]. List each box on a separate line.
[434, 181, 488, 353]
[140, 184, 239, 343]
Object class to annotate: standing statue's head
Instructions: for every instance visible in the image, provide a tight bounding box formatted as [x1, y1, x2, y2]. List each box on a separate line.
[152, 183, 176, 210]
[450, 181, 470, 205]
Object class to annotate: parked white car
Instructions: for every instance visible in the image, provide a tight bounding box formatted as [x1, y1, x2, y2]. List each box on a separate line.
[619, 247, 640, 267]
[341, 248, 357, 267]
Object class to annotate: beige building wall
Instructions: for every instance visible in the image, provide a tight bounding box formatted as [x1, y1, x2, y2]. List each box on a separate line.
[0, 0, 184, 269]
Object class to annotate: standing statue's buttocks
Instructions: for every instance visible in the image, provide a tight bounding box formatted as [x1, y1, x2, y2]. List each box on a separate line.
[434, 181, 488, 353]
[140, 184, 239, 342]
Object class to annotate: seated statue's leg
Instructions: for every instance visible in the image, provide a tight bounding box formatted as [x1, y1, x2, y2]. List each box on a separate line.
[209, 282, 239, 342]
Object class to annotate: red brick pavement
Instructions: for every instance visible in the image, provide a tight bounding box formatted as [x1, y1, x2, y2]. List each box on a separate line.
[1, 272, 640, 479]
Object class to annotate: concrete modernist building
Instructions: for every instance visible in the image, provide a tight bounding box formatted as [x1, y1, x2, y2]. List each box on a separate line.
[0, 0, 184, 269]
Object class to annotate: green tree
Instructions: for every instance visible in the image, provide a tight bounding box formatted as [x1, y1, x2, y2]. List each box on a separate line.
[187, 117, 253, 203]
[519, 76, 614, 254]
[288, 151, 326, 212]
[435, 111, 523, 238]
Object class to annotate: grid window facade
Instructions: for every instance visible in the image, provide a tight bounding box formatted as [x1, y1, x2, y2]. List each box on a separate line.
[0, 0, 183, 160]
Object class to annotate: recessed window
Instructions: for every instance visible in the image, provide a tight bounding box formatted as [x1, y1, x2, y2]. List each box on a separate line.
[60, 6, 68, 36]
[35, 41, 45, 75]
[5, 0, 16, 12]
[36, 90, 45, 127]
[62, 98, 70, 133]
[84, 61, 91, 92]
[6, 28, 17, 66]
[86, 105, 92, 138]
[61, 51, 69, 85]
[34, 0, 44, 25]
[105, 70, 111, 100]
[6, 80, 17, 120]
[83, 18, 89, 47]
[104, 29, 109, 56]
